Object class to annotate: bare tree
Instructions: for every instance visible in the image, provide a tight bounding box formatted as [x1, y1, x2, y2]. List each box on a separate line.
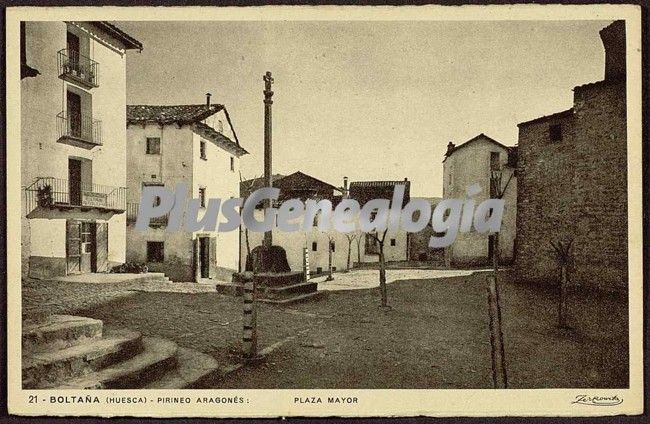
[324, 235, 335, 281]
[356, 233, 363, 265]
[368, 229, 390, 308]
[486, 168, 514, 389]
[550, 238, 574, 329]
[345, 233, 357, 272]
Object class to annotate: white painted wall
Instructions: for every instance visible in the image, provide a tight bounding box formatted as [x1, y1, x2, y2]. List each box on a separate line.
[126, 118, 243, 278]
[192, 130, 241, 272]
[442, 136, 516, 264]
[21, 21, 130, 274]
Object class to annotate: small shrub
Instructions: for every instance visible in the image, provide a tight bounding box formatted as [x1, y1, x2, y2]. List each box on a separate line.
[110, 262, 148, 274]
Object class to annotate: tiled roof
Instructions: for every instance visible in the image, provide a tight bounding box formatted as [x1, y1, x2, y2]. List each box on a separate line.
[240, 174, 286, 198]
[192, 121, 248, 156]
[126, 104, 224, 126]
[517, 108, 573, 127]
[445, 133, 509, 158]
[349, 180, 411, 207]
[87, 22, 143, 51]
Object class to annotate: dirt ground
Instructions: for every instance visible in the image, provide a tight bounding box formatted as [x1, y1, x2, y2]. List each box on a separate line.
[67, 270, 628, 389]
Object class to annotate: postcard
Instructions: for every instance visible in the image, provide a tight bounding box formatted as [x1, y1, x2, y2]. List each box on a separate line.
[6, 4, 643, 417]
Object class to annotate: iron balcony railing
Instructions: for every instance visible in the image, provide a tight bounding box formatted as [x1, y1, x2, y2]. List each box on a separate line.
[57, 111, 102, 146]
[58, 49, 99, 87]
[126, 203, 169, 226]
[24, 177, 126, 216]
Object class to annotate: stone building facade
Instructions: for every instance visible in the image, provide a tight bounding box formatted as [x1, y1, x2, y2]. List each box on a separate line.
[515, 20, 627, 291]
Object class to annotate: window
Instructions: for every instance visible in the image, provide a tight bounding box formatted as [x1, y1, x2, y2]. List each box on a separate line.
[312, 241, 318, 252]
[313, 213, 320, 227]
[200, 140, 207, 159]
[330, 241, 336, 252]
[143, 182, 164, 206]
[80, 222, 93, 254]
[390, 238, 396, 246]
[549, 124, 562, 142]
[490, 152, 500, 171]
[147, 241, 164, 262]
[217, 119, 224, 133]
[316, 267, 323, 274]
[199, 187, 206, 207]
[230, 156, 235, 171]
[146, 137, 160, 155]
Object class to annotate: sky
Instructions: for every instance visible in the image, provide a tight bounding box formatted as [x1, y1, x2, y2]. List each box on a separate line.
[119, 20, 610, 197]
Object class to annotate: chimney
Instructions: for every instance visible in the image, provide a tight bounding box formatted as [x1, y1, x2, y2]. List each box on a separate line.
[600, 20, 626, 82]
[404, 177, 408, 182]
[343, 177, 349, 198]
[446, 142, 456, 156]
[206, 92, 212, 107]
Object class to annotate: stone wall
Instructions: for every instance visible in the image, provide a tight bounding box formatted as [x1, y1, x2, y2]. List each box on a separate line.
[515, 80, 627, 291]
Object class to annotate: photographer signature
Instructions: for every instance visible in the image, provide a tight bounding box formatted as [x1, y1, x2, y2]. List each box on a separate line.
[572, 395, 623, 406]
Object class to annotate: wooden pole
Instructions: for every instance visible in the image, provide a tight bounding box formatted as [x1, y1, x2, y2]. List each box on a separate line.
[487, 274, 507, 389]
[263, 71, 274, 249]
[242, 272, 258, 361]
[303, 247, 310, 282]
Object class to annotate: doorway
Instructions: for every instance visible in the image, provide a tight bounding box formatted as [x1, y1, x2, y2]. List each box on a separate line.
[67, 91, 82, 138]
[66, 220, 108, 274]
[199, 236, 210, 278]
[68, 158, 82, 205]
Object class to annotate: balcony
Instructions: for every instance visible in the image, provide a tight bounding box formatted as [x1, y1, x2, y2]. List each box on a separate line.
[24, 177, 126, 220]
[56, 111, 102, 149]
[58, 49, 99, 88]
[126, 203, 169, 227]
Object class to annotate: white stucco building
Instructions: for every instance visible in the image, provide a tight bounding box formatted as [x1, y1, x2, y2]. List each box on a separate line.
[442, 133, 517, 266]
[21, 21, 142, 278]
[239, 175, 411, 276]
[125, 101, 248, 282]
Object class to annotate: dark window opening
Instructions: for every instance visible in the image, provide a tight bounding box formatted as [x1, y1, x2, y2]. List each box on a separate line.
[146, 137, 160, 155]
[330, 241, 336, 252]
[199, 187, 206, 207]
[390, 238, 396, 246]
[200, 140, 207, 159]
[230, 156, 235, 171]
[147, 241, 164, 263]
[316, 267, 323, 274]
[549, 124, 563, 142]
[312, 242, 318, 252]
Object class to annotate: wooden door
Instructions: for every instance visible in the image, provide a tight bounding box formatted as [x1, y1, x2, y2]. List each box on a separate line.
[66, 220, 81, 274]
[93, 222, 108, 272]
[67, 91, 82, 138]
[68, 158, 82, 205]
[199, 237, 210, 278]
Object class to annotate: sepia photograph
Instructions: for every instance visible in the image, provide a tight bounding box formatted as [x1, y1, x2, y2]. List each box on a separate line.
[6, 4, 643, 418]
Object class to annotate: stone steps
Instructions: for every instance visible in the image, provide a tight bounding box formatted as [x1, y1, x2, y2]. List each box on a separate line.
[22, 314, 221, 390]
[23, 328, 143, 389]
[55, 337, 178, 389]
[259, 281, 319, 299]
[23, 315, 103, 353]
[144, 347, 220, 389]
[259, 290, 326, 305]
